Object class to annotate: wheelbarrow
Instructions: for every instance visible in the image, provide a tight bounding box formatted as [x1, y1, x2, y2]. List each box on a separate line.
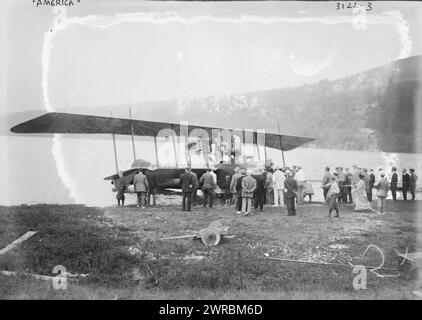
[159, 221, 234, 246]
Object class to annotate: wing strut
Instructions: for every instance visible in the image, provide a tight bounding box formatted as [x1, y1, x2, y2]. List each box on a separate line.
[277, 121, 286, 167]
[129, 106, 136, 162]
[111, 111, 119, 173]
[153, 135, 160, 167]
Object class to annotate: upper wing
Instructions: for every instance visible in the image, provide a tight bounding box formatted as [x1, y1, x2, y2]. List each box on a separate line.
[10, 112, 314, 151]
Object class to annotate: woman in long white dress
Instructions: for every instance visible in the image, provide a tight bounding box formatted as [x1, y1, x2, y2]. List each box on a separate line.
[351, 174, 373, 211]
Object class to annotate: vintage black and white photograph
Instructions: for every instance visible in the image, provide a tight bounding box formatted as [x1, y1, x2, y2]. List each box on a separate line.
[0, 0, 421, 303]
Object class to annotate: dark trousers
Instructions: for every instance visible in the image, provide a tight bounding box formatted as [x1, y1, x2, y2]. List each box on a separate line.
[323, 188, 329, 201]
[254, 191, 265, 210]
[410, 186, 416, 200]
[339, 186, 348, 203]
[367, 185, 373, 202]
[285, 196, 296, 215]
[182, 191, 192, 211]
[403, 184, 409, 200]
[347, 187, 353, 203]
[203, 188, 214, 208]
[191, 188, 198, 206]
[236, 193, 242, 211]
[391, 185, 397, 200]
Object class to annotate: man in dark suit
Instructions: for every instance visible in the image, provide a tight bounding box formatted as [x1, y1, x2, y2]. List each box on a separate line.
[402, 168, 410, 200]
[190, 170, 199, 206]
[390, 167, 398, 201]
[180, 167, 194, 211]
[368, 169, 375, 202]
[253, 170, 267, 212]
[146, 171, 158, 207]
[235, 169, 246, 213]
[284, 169, 298, 216]
[410, 169, 418, 201]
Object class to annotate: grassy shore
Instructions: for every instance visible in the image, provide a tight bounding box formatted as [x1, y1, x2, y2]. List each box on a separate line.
[0, 200, 420, 299]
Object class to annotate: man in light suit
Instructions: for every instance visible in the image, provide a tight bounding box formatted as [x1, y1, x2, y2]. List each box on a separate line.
[272, 166, 285, 207]
[241, 170, 257, 216]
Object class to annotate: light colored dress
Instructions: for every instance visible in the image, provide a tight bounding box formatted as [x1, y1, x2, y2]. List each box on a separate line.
[351, 179, 372, 211]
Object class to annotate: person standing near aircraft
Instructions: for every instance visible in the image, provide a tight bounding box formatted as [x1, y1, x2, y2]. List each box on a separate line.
[200, 168, 215, 208]
[322, 174, 340, 218]
[180, 167, 194, 211]
[210, 167, 218, 192]
[221, 175, 232, 206]
[337, 167, 347, 204]
[344, 168, 353, 203]
[272, 166, 285, 207]
[264, 169, 274, 205]
[390, 167, 398, 201]
[410, 169, 418, 201]
[351, 174, 372, 211]
[133, 169, 149, 208]
[253, 170, 266, 212]
[116, 171, 127, 207]
[321, 167, 333, 201]
[295, 166, 306, 205]
[235, 169, 246, 214]
[374, 172, 388, 214]
[190, 170, 199, 206]
[230, 167, 241, 207]
[241, 170, 257, 216]
[402, 168, 410, 200]
[368, 169, 376, 202]
[146, 171, 158, 207]
[284, 169, 298, 216]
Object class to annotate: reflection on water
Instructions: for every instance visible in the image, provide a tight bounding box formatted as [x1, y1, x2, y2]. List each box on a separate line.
[1, 135, 421, 206]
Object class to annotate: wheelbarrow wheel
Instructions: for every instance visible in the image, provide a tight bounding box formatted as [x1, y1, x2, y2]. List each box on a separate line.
[200, 227, 221, 246]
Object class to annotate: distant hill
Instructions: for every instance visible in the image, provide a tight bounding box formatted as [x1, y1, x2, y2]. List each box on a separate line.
[5, 56, 421, 153]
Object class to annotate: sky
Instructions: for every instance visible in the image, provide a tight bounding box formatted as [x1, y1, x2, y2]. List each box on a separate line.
[1, 0, 422, 114]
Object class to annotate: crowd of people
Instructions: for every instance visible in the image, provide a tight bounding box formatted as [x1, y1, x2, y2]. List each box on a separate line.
[321, 165, 418, 216]
[114, 164, 418, 218]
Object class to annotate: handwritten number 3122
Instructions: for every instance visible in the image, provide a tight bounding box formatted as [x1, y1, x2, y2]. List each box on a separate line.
[336, 2, 372, 11]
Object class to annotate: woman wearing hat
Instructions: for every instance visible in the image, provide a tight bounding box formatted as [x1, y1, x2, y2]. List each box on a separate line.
[351, 174, 372, 211]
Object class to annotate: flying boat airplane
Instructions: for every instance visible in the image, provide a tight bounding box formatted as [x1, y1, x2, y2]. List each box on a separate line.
[10, 112, 314, 194]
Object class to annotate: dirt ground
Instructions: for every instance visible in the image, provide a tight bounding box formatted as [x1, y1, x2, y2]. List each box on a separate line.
[104, 199, 420, 267]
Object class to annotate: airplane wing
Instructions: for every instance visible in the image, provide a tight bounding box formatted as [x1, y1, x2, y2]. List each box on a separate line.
[10, 112, 314, 151]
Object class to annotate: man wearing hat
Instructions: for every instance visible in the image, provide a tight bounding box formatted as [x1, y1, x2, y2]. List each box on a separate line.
[230, 167, 241, 208]
[402, 168, 410, 201]
[199, 168, 215, 208]
[410, 169, 418, 201]
[321, 167, 333, 201]
[180, 167, 194, 211]
[284, 168, 298, 216]
[390, 167, 398, 201]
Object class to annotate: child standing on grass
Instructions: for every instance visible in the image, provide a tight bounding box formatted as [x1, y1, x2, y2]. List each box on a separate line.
[322, 174, 340, 218]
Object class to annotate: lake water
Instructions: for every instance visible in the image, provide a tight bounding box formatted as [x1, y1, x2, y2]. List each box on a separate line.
[1, 135, 421, 206]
